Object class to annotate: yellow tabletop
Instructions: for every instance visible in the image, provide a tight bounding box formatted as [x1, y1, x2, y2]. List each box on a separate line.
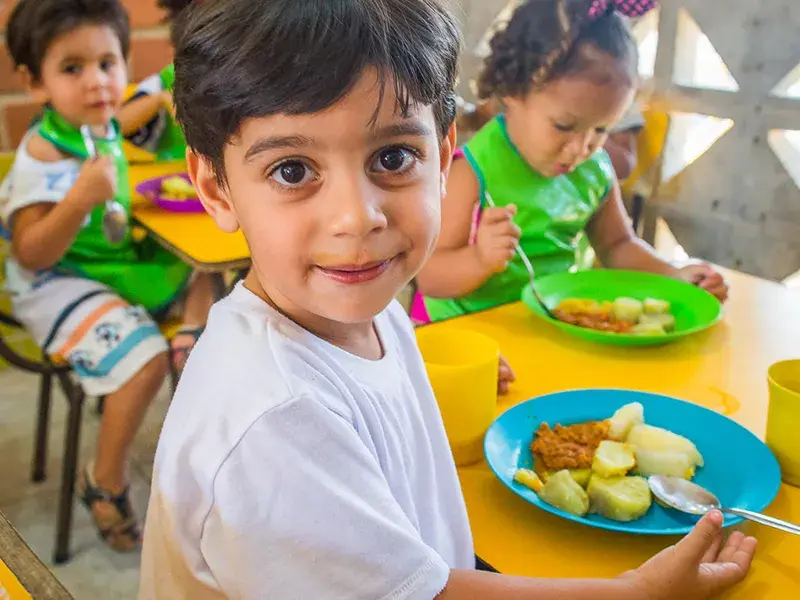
[129, 162, 250, 272]
[430, 270, 800, 598]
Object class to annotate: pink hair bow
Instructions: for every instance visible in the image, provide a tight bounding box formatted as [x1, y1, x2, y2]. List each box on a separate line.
[588, 0, 657, 20]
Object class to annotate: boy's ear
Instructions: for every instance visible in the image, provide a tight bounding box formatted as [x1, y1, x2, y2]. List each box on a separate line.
[19, 66, 49, 105]
[186, 149, 240, 233]
[439, 122, 457, 197]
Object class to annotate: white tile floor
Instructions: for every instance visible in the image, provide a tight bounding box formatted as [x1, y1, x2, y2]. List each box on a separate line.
[0, 368, 173, 599]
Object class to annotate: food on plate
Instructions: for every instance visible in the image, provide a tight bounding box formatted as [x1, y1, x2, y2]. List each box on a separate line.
[160, 175, 197, 201]
[643, 298, 671, 314]
[553, 296, 675, 335]
[626, 424, 704, 470]
[587, 475, 652, 522]
[520, 402, 702, 522]
[538, 469, 590, 517]
[608, 402, 644, 441]
[633, 449, 696, 479]
[530, 421, 611, 471]
[612, 297, 643, 323]
[592, 441, 636, 478]
[513, 468, 544, 493]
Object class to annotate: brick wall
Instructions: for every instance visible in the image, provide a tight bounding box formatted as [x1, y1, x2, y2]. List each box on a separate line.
[0, 0, 173, 154]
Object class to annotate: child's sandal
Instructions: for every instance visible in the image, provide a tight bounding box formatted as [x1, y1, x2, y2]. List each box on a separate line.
[77, 467, 141, 552]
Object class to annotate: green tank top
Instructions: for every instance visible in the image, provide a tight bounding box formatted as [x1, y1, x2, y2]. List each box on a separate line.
[38, 108, 191, 311]
[154, 64, 188, 162]
[424, 115, 614, 322]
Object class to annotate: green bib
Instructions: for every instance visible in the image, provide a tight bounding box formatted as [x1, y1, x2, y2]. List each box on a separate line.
[38, 108, 191, 311]
[424, 116, 614, 322]
[154, 64, 188, 162]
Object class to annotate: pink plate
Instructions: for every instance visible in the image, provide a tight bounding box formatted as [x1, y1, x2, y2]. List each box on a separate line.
[135, 173, 204, 213]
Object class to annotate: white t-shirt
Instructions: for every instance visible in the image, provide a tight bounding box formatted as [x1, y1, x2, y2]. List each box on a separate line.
[139, 284, 474, 600]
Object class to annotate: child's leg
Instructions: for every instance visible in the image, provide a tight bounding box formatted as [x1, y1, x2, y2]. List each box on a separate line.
[92, 351, 169, 493]
[170, 272, 216, 370]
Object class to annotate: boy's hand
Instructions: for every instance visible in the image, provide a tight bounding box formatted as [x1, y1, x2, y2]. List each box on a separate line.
[677, 264, 729, 302]
[72, 156, 117, 211]
[625, 511, 757, 600]
[474, 205, 521, 274]
[161, 90, 176, 117]
[498, 354, 515, 395]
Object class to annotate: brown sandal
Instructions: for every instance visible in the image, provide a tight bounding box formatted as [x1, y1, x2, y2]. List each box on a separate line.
[77, 467, 141, 552]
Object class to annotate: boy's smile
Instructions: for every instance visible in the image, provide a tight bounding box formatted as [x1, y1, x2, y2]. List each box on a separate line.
[190, 69, 455, 355]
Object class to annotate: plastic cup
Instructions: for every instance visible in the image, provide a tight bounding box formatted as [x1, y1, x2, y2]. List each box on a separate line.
[416, 328, 499, 466]
[767, 359, 800, 487]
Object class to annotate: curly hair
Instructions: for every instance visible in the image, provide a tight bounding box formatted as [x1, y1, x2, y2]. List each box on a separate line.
[476, 0, 637, 99]
[170, 0, 461, 185]
[7, 0, 130, 81]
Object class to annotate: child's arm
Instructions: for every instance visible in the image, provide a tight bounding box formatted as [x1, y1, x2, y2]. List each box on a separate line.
[117, 90, 173, 136]
[439, 511, 755, 600]
[417, 159, 520, 298]
[12, 151, 117, 271]
[587, 183, 728, 300]
[587, 181, 678, 277]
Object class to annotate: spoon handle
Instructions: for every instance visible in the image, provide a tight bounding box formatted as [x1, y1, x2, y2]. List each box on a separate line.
[723, 507, 800, 535]
[484, 192, 556, 319]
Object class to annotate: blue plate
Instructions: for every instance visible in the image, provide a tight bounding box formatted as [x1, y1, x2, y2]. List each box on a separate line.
[484, 389, 782, 535]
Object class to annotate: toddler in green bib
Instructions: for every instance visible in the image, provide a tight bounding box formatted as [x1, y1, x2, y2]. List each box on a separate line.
[1, 0, 215, 553]
[418, 0, 728, 329]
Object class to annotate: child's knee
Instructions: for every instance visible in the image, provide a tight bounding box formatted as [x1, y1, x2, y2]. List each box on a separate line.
[142, 350, 171, 385]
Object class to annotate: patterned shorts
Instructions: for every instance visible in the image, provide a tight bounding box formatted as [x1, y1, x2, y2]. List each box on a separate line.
[12, 275, 168, 396]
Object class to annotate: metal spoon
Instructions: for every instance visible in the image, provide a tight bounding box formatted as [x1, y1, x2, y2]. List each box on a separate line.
[484, 192, 556, 319]
[649, 475, 800, 535]
[80, 124, 128, 245]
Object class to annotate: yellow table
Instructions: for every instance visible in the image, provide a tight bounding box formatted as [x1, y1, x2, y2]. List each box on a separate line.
[129, 162, 250, 273]
[430, 270, 800, 598]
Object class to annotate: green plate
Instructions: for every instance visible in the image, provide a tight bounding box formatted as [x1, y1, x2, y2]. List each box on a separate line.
[521, 270, 722, 346]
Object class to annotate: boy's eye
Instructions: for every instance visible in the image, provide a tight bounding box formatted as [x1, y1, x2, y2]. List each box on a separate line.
[270, 160, 316, 187]
[63, 65, 81, 75]
[554, 123, 574, 133]
[372, 148, 416, 173]
[100, 60, 116, 72]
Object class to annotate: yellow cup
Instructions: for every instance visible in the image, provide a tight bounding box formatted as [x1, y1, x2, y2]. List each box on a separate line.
[767, 359, 800, 487]
[416, 328, 499, 466]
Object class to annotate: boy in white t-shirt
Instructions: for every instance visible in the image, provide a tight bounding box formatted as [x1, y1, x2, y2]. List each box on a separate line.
[140, 0, 757, 598]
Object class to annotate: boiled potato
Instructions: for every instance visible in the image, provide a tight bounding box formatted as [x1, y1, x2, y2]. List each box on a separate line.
[643, 298, 671, 314]
[634, 449, 696, 479]
[541, 469, 592, 488]
[630, 322, 666, 336]
[640, 313, 676, 332]
[608, 402, 644, 441]
[592, 441, 636, 478]
[161, 176, 197, 200]
[587, 475, 652, 522]
[627, 424, 704, 468]
[539, 470, 590, 517]
[514, 468, 544, 493]
[613, 297, 643, 323]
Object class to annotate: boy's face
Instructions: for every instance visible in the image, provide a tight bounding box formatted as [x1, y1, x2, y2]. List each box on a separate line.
[192, 70, 455, 328]
[28, 24, 127, 128]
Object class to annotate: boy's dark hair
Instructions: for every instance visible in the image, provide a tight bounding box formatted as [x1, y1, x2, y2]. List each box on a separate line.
[170, 0, 461, 184]
[6, 0, 130, 81]
[157, 0, 194, 21]
[477, 0, 637, 99]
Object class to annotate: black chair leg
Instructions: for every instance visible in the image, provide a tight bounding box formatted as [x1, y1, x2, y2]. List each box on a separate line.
[54, 373, 84, 565]
[31, 373, 52, 483]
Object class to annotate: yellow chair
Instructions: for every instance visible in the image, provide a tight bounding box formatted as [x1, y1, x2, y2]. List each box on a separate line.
[620, 109, 669, 234]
